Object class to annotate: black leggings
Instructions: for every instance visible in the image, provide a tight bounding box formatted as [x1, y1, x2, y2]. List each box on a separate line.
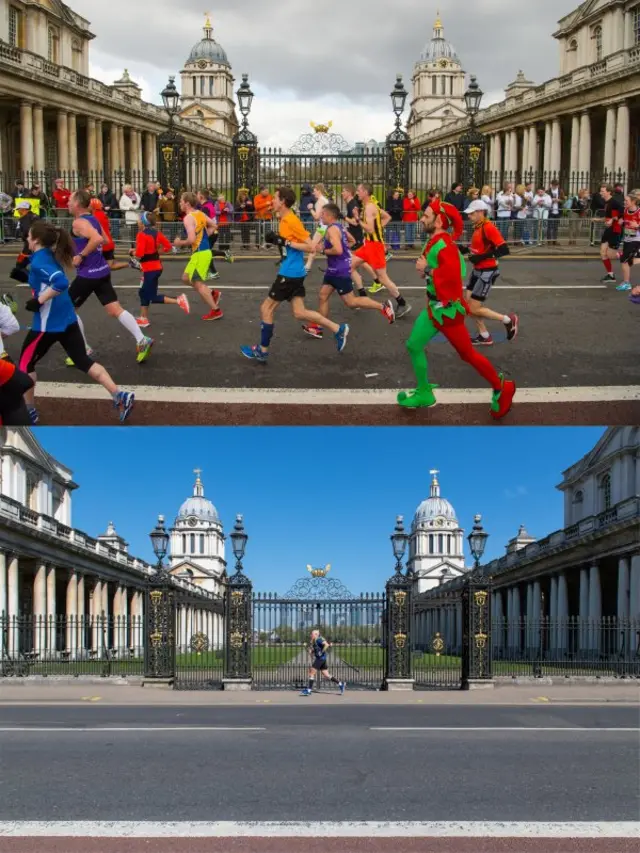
[208, 233, 228, 273]
[20, 323, 94, 374]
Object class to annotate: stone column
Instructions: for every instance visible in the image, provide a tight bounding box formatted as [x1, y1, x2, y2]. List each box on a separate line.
[87, 117, 98, 174]
[102, 581, 110, 654]
[510, 130, 519, 177]
[66, 571, 78, 655]
[629, 554, 640, 621]
[521, 130, 530, 179]
[57, 109, 69, 173]
[550, 119, 562, 176]
[570, 114, 581, 176]
[614, 101, 630, 186]
[109, 123, 120, 173]
[76, 573, 85, 653]
[46, 564, 56, 653]
[33, 562, 47, 654]
[118, 126, 126, 176]
[506, 588, 514, 650]
[617, 557, 630, 656]
[603, 105, 617, 178]
[91, 579, 102, 653]
[549, 576, 558, 654]
[68, 112, 78, 174]
[588, 564, 601, 654]
[96, 120, 104, 181]
[121, 586, 129, 653]
[129, 130, 138, 182]
[529, 126, 539, 176]
[525, 582, 534, 652]
[33, 104, 45, 174]
[556, 573, 568, 655]
[0, 553, 6, 619]
[579, 567, 589, 652]
[493, 133, 502, 180]
[20, 101, 34, 177]
[532, 580, 541, 653]
[7, 555, 19, 655]
[542, 121, 552, 178]
[578, 112, 591, 174]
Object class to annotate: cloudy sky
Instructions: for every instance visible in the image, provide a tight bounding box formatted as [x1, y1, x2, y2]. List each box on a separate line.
[71, 0, 580, 148]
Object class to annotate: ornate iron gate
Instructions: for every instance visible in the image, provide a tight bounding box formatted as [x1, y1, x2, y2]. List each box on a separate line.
[252, 568, 386, 691]
[172, 585, 225, 691]
[413, 587, 463, 690]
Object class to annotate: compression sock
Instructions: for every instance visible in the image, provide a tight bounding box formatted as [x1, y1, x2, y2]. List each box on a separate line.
[330, 677, 340, 685]
[603, 259, 613, 273]
[260, 323, 274, 350]
[118, 310, 145, 344]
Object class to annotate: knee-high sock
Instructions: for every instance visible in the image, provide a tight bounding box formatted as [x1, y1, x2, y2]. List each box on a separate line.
[405, 309, 439, 392]
[118, 310, 145, 344]
[75, 314, 91, 351]
[440, 321, 502, 390]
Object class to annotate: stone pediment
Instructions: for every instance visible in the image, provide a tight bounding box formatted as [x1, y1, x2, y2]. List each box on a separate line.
[555, 0, 617, 34]
[419, 101, 467, 121]
[559, 427, 637, 487]
[0, 428, 76, 487]
[417, 559, 467, 578]
[170, 559, 219, 579]
[180, 103, 226, 120]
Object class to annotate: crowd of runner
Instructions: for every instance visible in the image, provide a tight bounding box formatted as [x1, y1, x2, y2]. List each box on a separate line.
[0, 178, 637, 428]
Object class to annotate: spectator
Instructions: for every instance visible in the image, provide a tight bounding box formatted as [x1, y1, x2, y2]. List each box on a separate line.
[421, 187, 441, 213]
[253, 185, 274, 248]
[300, 184, 315, 225]
[214, 194, 234, 250]
[12, 181, 28, 203]
[119, 184, 141, 244]
[496, 182, 515, 240]
[591, 188, 605, 216]
[85, 183, 96, 198]
[547, 179, 563, 245]
[568, 188, 591, 245]
[481, 185, 494, 218]
[52, 178, 71, 215]
[235, 190, 255, 250]
[531, 187, 552, 245]
[140, 182, 160, 214]
[29, 183, 49, 216]
[386, 190, 403, 251]
[98, 183, 118, 217]
[11, 201, 39, 281]
[402, 190, 421, 249]
[158, 187, 178, 222]
[444, 182, 465, 214]
[514, 183, 532, 246]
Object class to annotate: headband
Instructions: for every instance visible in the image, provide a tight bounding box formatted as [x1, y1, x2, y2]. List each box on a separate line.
[141, 212, 150, 226]
[427, 199, 464, 241]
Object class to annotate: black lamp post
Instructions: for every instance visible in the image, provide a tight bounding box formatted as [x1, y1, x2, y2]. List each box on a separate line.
[233, 73, 258, 198]
[158, 75, 186, 194]
[467, 514, 489, 571]
[229, 513, 249, 576]
[225, 514, 252, 682]
[150, 514, 170, 576]
[391, 74, 408, 133]
[457, 75, 486, 192]
[386, 74, 410, 194]
[464, 75, 484, 130]
[161, 76, 181, 131]
[391, 515, 409, 574]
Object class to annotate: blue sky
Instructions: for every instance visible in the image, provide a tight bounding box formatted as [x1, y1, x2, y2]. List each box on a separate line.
[37, 428, 605, 593]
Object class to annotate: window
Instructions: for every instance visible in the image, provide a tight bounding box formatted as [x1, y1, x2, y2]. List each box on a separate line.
[71, 39, 82, 71]
[572, 489, 584, 504]
[209, 76, 214, 96]
[600, 474, 611, 511]
[633, 6, 640, 45]
[438, 533, 444, 553]
[190, 533, 195, 553]
[8, 6, 22, 47]
[446, 536, 451, 555]
[192, 77, 196, 97]
[568, 38, 578, 52]
[199, 534, 205, 555]
[25, 469, 39, 511]
[48, 27, 60, 63]
[200, 75, 205, 95]
[432, 77, 437, 95]
[52, 486, 63, 519]
[449, 76, 453, 95]
[440, 76, 446, 95]
[593, 25, 603, 61]
[182, 534, 187, 554]
[429, 534, 434, 552]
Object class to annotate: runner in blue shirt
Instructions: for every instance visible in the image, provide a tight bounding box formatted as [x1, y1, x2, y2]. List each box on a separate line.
[301, 629, 345, 696]
[18, 220, 135, 425]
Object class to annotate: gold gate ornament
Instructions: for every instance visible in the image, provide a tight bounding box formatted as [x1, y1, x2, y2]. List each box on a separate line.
[431, 632, 445, 656]
[474, 590, 488, 607]
[394, 632, 407, 649]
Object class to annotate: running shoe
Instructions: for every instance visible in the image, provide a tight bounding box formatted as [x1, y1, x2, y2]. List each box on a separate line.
[385, 251, 394, 263]
[395, 301, 413, 320]
[300, 688, 312, 696]
[382, 300, 396, 324]
[206, 272, 220, 281]
[601, 273, 616, 283]
[335, 323, 350, 353]
[339, 681, 346, 695]
[28, 407, 39, 426]
[616, 282, 632, 292]
[136, 336, 154, 364]
[241, 345, 268, 364]
[177, 294, 190, 314]
[630, 293, 640, 304]
[0, 293, 18, 314]
[472, 334, 494, 346]
[202, 309, 224, 321]
[114, 391, 135, 424]
[303, 324, 323, 339]
[491, 375, 516, 421]
[128, 257, 142, 271]
[224, 250, 235, 264]
[136, 317, 151, 329]
[505, 313, 519, 341]
[368, 281, 384, 295]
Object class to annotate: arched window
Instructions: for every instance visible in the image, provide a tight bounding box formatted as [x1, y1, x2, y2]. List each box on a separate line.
[192, 77, 196, 97]
[593, 25, 603, 61]
[572, 489, 584, 504]
[196, 109, 204, 118]
[432, 77, 437, 95]
[199, 534, 205, 554]
[429, 534, 434, 553]
[600, 473, 611, 511]
[182, 534, 186, 554]
[48, 27, 60, 63]
[209, 76, 214, 96]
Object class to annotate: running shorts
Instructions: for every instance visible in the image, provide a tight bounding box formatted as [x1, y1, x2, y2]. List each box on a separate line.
[355, 241, 386, 271]
[103, 249, 115, 262]
[620, 241, 640, 265]
[19, 323, 94, 374]
[601, 227, 621, 250]
[185, 250, 213, 283]
[312, 659, 329, 672]
[69, 274, 119, 309]
[268, 275, 306, 302]
[323, 275, 353, 296]
[467, 268, 500, 303]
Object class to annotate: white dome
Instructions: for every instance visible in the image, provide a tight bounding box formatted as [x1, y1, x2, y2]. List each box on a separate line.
[419, 16, 459, 63]
[186, 18, 230, 67]
[414, 471, 458, 525]
[176, 472, 219, 523]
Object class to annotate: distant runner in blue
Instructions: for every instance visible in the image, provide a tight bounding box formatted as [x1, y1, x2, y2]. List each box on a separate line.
[301, 629, 345, 696]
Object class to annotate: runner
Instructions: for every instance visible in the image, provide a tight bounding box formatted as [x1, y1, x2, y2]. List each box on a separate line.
[341, 184, 383, 297]
[302, 203, 395, 339]
[351, 184, 412, 318]
[174, 193, 222, 322]
[131, 212, 190, 329]
[19, 220, 135, 425]
[67, 190, 154, 365]
[616, 189, 640, 294]
[0, 359, 33, 426]
[303, 183, 331, 274]
[599, 185, 624, 284]
[397, 199, 516, 420]
[89, 198, 130, 273]
[240, 186, 349, 364]
[300, 629, 345, 696]
[462, 199, 519, 346]
[0, 294, 20, 360]
[197, 189, 233, 282]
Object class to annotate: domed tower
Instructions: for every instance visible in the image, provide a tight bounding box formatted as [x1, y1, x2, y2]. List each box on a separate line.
[179, 14, 238, 139]
[407, 11, 467, 142]
[408, 470, 468, 593]
[169, 470, 226, 594]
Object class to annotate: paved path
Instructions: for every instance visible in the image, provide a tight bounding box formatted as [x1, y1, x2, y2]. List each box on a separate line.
[2, 258, 638, 425]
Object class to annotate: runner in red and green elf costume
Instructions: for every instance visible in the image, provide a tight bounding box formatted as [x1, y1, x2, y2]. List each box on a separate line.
[398, 199, 516, 419]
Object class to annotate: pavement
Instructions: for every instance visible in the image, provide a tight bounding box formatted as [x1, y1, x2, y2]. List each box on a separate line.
[0, 701, 637, 852]
[1, 256, 638, 426]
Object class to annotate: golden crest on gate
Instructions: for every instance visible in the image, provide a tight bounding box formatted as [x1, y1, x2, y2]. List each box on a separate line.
[230, 631, 244, 648]
[431, 632, 445, 656]
[475, 632, 488, 649]
[231, 591, 244, 604]
[149, 631, 163, 647]
[149, 590, 163, 606]
[393, 591, 407, 608]
[394, 632, 407, 649]
[474, 590, 488, 607]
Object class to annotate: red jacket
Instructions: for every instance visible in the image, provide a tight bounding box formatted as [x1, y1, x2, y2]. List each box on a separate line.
[135, 227, 172, 272]
[403, 196, 421, 222]
[53, 188, 71, 210]
[93, 209, 115, 253]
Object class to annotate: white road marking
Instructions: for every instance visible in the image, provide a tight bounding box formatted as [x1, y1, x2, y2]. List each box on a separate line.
[34, 384, 640, 405]
[0, 821, 637, 838]
[370, 726, 639, 732]
[0, 726, 265, 732]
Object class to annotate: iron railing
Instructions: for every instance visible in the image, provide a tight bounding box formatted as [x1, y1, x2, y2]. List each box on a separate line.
[412, 599, 463, 690]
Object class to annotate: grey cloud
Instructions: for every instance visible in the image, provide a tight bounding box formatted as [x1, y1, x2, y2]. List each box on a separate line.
[73, 0, 579, 108]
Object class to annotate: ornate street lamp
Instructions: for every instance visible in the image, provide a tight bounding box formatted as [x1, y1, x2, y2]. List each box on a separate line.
[391, 74, 408, 130]
[149, 515, 170, 574]
[391, 515, 409, 574]
[230, 513, 249, 575]
[161, 76, 181, 130]
[467, 514, 489, 570]
[236, 73, 254, 125]
[386, 74, 410, 196]
[233, 73, 258, 199]
[158, 76, 186, 193]
[458, 75, 486, 193]
[464, 75, 484, 127]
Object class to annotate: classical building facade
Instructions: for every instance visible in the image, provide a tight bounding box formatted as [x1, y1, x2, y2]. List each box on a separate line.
[0, 1, 235, 190]
[410, 0, 640, 188]
[0, 429, 221, 659]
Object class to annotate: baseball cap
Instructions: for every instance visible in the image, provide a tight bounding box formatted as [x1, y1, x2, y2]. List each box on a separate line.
[464, 199, 489, 215]
[17, 201, 31, 210]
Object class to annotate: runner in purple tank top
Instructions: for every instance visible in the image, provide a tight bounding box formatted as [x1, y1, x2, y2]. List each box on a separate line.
[302, 203, 396, 340]
[67, 189, 154, 365]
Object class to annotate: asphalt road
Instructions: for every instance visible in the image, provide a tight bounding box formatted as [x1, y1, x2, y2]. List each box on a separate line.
[1, 257, 638, 426]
